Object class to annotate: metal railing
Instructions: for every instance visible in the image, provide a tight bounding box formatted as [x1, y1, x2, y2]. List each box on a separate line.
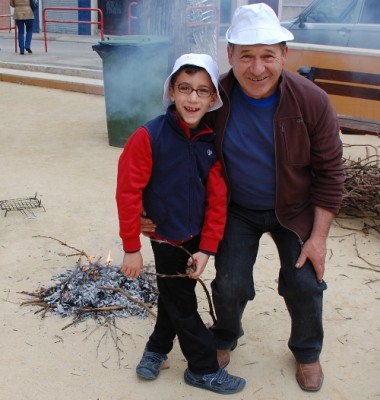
[128, 2, 138, 35]
[0, 14, 18, 53]
[42, 7, 104, 52]
[185, 5, 220, 61]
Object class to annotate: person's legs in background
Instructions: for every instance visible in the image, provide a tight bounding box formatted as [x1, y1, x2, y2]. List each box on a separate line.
[15, 20, 25, 54]
[24, 19, 34, 53]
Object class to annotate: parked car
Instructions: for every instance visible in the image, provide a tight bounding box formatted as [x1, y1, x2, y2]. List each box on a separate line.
[280, 0, 380, 49]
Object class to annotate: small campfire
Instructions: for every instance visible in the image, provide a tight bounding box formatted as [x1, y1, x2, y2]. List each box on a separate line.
[20, 237, 158, 330]
[20, 236, 216, 331]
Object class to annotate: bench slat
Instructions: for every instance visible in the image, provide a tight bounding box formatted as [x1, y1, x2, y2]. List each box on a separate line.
[338, 115, 380, 136]
[311, 68, 380, 86]
[297, 66, 380, 136]
[317, 82, 380, 101]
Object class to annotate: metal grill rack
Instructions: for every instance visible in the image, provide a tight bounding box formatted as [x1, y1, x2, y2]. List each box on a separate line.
[0, 193, 45, 217]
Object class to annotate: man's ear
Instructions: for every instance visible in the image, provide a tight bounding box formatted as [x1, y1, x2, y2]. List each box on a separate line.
[227, 45, 233, 66]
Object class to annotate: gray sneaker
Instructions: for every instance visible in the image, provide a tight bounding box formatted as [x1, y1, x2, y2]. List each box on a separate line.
[136, 347, 168, 380]
[184, 368, 246, 394]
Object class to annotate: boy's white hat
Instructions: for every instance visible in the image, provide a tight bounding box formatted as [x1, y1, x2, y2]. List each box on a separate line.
[226, 3, 294, 45]
[163, 53, 223, 112]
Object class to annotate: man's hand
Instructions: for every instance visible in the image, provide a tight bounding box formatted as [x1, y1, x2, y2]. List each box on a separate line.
[295, 206, 334, 283]
[186, 252, 210, 280]
[140, 213, 156, 237]
[296, 236, 326, 282]
[120, 251, 143, 279]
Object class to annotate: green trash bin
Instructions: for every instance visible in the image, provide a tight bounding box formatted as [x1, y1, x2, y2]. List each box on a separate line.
[93, 36, 171, 147]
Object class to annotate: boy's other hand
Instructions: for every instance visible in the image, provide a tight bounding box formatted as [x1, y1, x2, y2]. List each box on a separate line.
[187, 252, 210, 280]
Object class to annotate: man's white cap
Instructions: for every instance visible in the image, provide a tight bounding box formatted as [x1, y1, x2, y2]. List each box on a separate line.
[163, 53, 223, 112]
[226, 3, 294, 45]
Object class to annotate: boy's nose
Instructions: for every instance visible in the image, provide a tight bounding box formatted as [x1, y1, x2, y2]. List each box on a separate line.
[188, 90, 199, 101]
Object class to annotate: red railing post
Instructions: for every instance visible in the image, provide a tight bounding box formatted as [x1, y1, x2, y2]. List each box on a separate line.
[128, 2, 138, 35]
[42, 7, 104, 52]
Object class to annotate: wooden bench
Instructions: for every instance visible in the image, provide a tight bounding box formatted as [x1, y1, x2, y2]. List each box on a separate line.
[297, 66, 380, 136]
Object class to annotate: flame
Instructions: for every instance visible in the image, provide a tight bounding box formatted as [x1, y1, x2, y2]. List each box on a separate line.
[106, 250, 112, 265]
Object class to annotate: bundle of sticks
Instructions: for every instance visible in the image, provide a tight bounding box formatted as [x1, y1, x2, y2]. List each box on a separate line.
[341, 150, 380, 221]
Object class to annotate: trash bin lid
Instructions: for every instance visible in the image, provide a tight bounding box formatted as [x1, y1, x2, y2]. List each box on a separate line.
[97, 35, 170, 47]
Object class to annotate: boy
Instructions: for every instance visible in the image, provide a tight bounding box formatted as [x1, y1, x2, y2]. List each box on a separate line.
[116, 53, 245, 394]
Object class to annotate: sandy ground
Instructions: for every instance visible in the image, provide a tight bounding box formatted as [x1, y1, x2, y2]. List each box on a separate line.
[0, 81, 379, 400]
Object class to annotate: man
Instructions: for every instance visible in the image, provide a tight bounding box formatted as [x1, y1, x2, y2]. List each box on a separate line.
[203, 3, 344, 392]
[141, 3, 344, 392]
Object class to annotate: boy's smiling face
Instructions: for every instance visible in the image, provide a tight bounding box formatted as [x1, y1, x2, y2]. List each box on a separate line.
[169, 69, 216, 129]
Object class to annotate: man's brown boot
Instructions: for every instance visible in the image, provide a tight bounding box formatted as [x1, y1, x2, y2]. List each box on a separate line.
[296, 360, 324, 391]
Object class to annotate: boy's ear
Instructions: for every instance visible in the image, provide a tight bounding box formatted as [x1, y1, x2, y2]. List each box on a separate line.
[169, 85, 175, 102]
[209, 91, 217, 107]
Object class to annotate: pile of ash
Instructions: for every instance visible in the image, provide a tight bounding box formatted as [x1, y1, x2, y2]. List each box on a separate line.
[24, 261, 158, 321]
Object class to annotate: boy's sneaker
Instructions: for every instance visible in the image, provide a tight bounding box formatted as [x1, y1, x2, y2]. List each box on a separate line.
[184, 368, 246, 394]
[136, 347, 168, 380]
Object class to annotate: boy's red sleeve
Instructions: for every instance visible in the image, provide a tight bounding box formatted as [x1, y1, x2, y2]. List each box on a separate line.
[116, 128, 152, 252]
[199, 160, 227, 254]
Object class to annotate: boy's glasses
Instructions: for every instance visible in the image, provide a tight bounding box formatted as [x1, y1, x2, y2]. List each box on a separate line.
[175, 83, 213, 98]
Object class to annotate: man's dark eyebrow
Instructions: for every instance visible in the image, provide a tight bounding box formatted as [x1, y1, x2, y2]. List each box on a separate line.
[240, 47, 279, 56]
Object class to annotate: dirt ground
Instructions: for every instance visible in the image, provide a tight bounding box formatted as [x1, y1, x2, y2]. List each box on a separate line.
[0, 81, 379, 400]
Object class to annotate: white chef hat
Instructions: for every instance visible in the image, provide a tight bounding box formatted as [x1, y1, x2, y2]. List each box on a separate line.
[226, 3, 294, 45]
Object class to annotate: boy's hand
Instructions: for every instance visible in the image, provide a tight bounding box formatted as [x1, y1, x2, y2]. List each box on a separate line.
[187, 252, 210, 280]
[120, 251, 143, 279]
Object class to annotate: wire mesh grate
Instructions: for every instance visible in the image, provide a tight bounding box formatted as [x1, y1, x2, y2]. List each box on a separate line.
[0, 193, 45, 217]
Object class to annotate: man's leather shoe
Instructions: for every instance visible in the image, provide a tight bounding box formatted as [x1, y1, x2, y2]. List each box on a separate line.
[296, 360, 324, 391]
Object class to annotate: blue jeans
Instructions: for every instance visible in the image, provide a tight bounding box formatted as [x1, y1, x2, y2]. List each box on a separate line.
[211, 202, 327, 363]
[16, 19, 34, 53]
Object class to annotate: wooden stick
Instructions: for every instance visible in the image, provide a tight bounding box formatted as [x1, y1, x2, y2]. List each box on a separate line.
[97, 286, 157, 318]
[33, 235, 92, 263]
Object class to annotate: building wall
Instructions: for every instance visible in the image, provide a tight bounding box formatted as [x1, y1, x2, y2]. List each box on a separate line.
[42, 0, 79, 34]
[0, 0, 11, 30]
[2, 0, 312, 36]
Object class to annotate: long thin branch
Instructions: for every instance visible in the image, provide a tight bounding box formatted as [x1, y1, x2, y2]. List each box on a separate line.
[33, 235, 92, 262]
[97, 286, 157, 318]
[147, 238, 216, 322]
[353, 234, 380, 268]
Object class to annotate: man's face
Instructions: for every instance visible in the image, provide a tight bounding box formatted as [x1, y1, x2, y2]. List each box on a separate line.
[227, 43, 288, 99]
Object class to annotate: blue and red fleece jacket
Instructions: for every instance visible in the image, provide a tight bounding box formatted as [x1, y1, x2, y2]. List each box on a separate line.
[116, 106, 227, 255]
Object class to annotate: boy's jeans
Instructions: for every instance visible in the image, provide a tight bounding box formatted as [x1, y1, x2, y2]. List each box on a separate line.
[211, 202, 327, 363]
